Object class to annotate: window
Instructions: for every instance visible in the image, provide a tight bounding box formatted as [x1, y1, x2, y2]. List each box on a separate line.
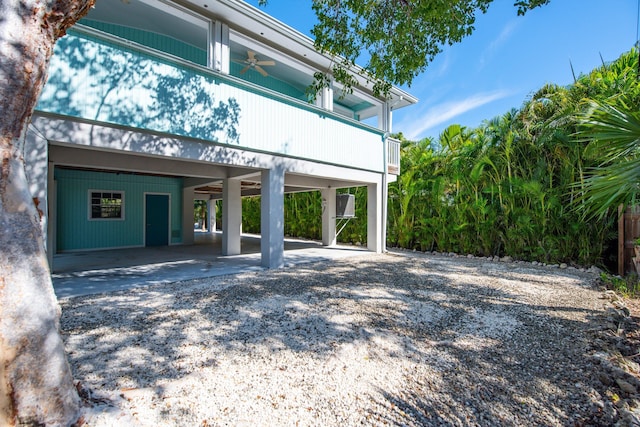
[90, 191, 124, 220]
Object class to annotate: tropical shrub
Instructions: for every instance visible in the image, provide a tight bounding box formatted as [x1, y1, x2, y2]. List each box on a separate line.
[241, 188, 368, 244]
[238, 48, 640, 268]
[385, 49, 640, 266]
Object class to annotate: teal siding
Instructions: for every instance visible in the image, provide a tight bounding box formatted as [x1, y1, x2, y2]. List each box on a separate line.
[37, 31, 241, 145]
[55, 168, 183, 251]
[80, 19, 207, 66]
[229, 62, 306, 101]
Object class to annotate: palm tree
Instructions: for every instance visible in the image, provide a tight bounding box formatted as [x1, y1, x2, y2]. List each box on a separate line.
[576, 100, 640, 219]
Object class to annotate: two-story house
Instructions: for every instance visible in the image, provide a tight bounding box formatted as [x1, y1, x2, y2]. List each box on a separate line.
[25, 0, 416, 272]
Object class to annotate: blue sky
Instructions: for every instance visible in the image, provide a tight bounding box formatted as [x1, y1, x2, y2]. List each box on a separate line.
[244, 0, 638, 142]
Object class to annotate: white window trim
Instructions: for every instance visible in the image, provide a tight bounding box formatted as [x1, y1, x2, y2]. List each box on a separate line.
[88, 189, 125, 221]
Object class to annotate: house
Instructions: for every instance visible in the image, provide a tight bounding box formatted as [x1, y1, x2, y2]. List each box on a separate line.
[25, 0, 417, 271]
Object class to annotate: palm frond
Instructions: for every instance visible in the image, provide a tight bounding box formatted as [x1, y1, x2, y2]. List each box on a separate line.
[578, 100, 640, 164]
[574, 99, 640, 218]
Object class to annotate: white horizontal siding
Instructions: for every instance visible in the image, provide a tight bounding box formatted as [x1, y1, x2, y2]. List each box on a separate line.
[228, 84, 383, 171]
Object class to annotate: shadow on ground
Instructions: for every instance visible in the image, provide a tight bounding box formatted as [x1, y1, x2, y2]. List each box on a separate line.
[60, 252, 613, 425]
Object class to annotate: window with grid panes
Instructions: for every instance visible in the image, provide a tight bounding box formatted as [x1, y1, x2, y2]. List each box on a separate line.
[90, 191, 124, 219]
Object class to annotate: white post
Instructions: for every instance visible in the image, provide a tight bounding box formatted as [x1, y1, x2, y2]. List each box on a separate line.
[222, 178, 241, 255]
[321, 188, 337, 246]
[207, 198, 217, 232]
[367, 181, 382, 253]
[382, 140, 388, 253]
[315, 78, 334, 111]
[182, 187, 195, 245]
[323, 79, 334, 111]
[211, 21, 230, 74]
[381, 101, 392, 253]
[261, 167, 285, 268]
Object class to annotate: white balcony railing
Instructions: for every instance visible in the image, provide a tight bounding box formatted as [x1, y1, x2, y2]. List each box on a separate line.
[387, 138, 401, 175]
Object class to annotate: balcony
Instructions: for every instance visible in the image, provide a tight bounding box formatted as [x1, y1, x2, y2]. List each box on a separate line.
[36, 28, 387, 174]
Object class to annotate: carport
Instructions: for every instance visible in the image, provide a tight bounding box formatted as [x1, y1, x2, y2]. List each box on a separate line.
[28, 121, 385, 276]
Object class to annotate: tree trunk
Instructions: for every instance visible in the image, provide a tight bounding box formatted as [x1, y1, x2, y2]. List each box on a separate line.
[0, 0, 93, 425]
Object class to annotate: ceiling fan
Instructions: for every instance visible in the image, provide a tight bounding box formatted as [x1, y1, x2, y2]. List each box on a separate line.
[234, 50, 276, 77]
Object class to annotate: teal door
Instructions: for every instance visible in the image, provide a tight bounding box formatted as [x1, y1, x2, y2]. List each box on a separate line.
[145, 194, 169, 246]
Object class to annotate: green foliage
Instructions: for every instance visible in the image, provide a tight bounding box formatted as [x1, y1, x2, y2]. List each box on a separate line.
[194, 200, 207, 227]
[384, 49, 640, 266]
[242, 196, 261, 233]
[599, 272, 640, 297]
[260, 0, 549, 98]
[283, 192, 323, 240]
[238, 47, 637, 269]
[575, 99, 640, 219]
[241, 189, 368, 245]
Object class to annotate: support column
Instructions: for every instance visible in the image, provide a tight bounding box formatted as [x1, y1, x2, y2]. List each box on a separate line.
[380, 101, 392, 253]
[222, 178, 241, 255]
[315, 78, 334, 111]
[367, 182, 382, 253]
[261, 167, 285, 268]
[182, 187, 195, 245]
[321, 188, 336, 246]
[377, 101, 390, 132]
[211, 21, 230, 74]
[323, 80, 334, 111]
[207, 198, 217, 232]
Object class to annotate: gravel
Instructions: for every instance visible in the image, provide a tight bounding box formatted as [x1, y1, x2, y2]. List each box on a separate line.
[60, 251, 633, 426]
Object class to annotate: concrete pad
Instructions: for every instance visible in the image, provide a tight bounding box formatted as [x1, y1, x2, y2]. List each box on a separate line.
[52, 231, 368, 299]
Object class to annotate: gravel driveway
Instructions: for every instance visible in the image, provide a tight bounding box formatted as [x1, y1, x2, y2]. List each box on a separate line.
[61, 251, 621, 426]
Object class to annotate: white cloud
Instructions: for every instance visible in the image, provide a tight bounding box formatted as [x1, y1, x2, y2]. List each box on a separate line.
[479, 20, 519, 68]
[434, 52, 452, 77]
[399, 90, 511, 140]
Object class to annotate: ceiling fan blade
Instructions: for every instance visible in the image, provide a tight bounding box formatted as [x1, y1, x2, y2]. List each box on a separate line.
[240, 65, 250, 74]
[247, 50, 256, 61]
[256, 60, 275, 66]
[255, 65, 268, 77]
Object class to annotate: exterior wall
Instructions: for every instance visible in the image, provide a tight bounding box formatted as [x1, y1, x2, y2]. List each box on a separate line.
[36, 30, 385, 173]
[31, 115, 386, 187]
[81, 19, 207, 66]
[55, 168, 183, 251]
[229, 61, 306, 101]
[80, 16, 314, 104]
